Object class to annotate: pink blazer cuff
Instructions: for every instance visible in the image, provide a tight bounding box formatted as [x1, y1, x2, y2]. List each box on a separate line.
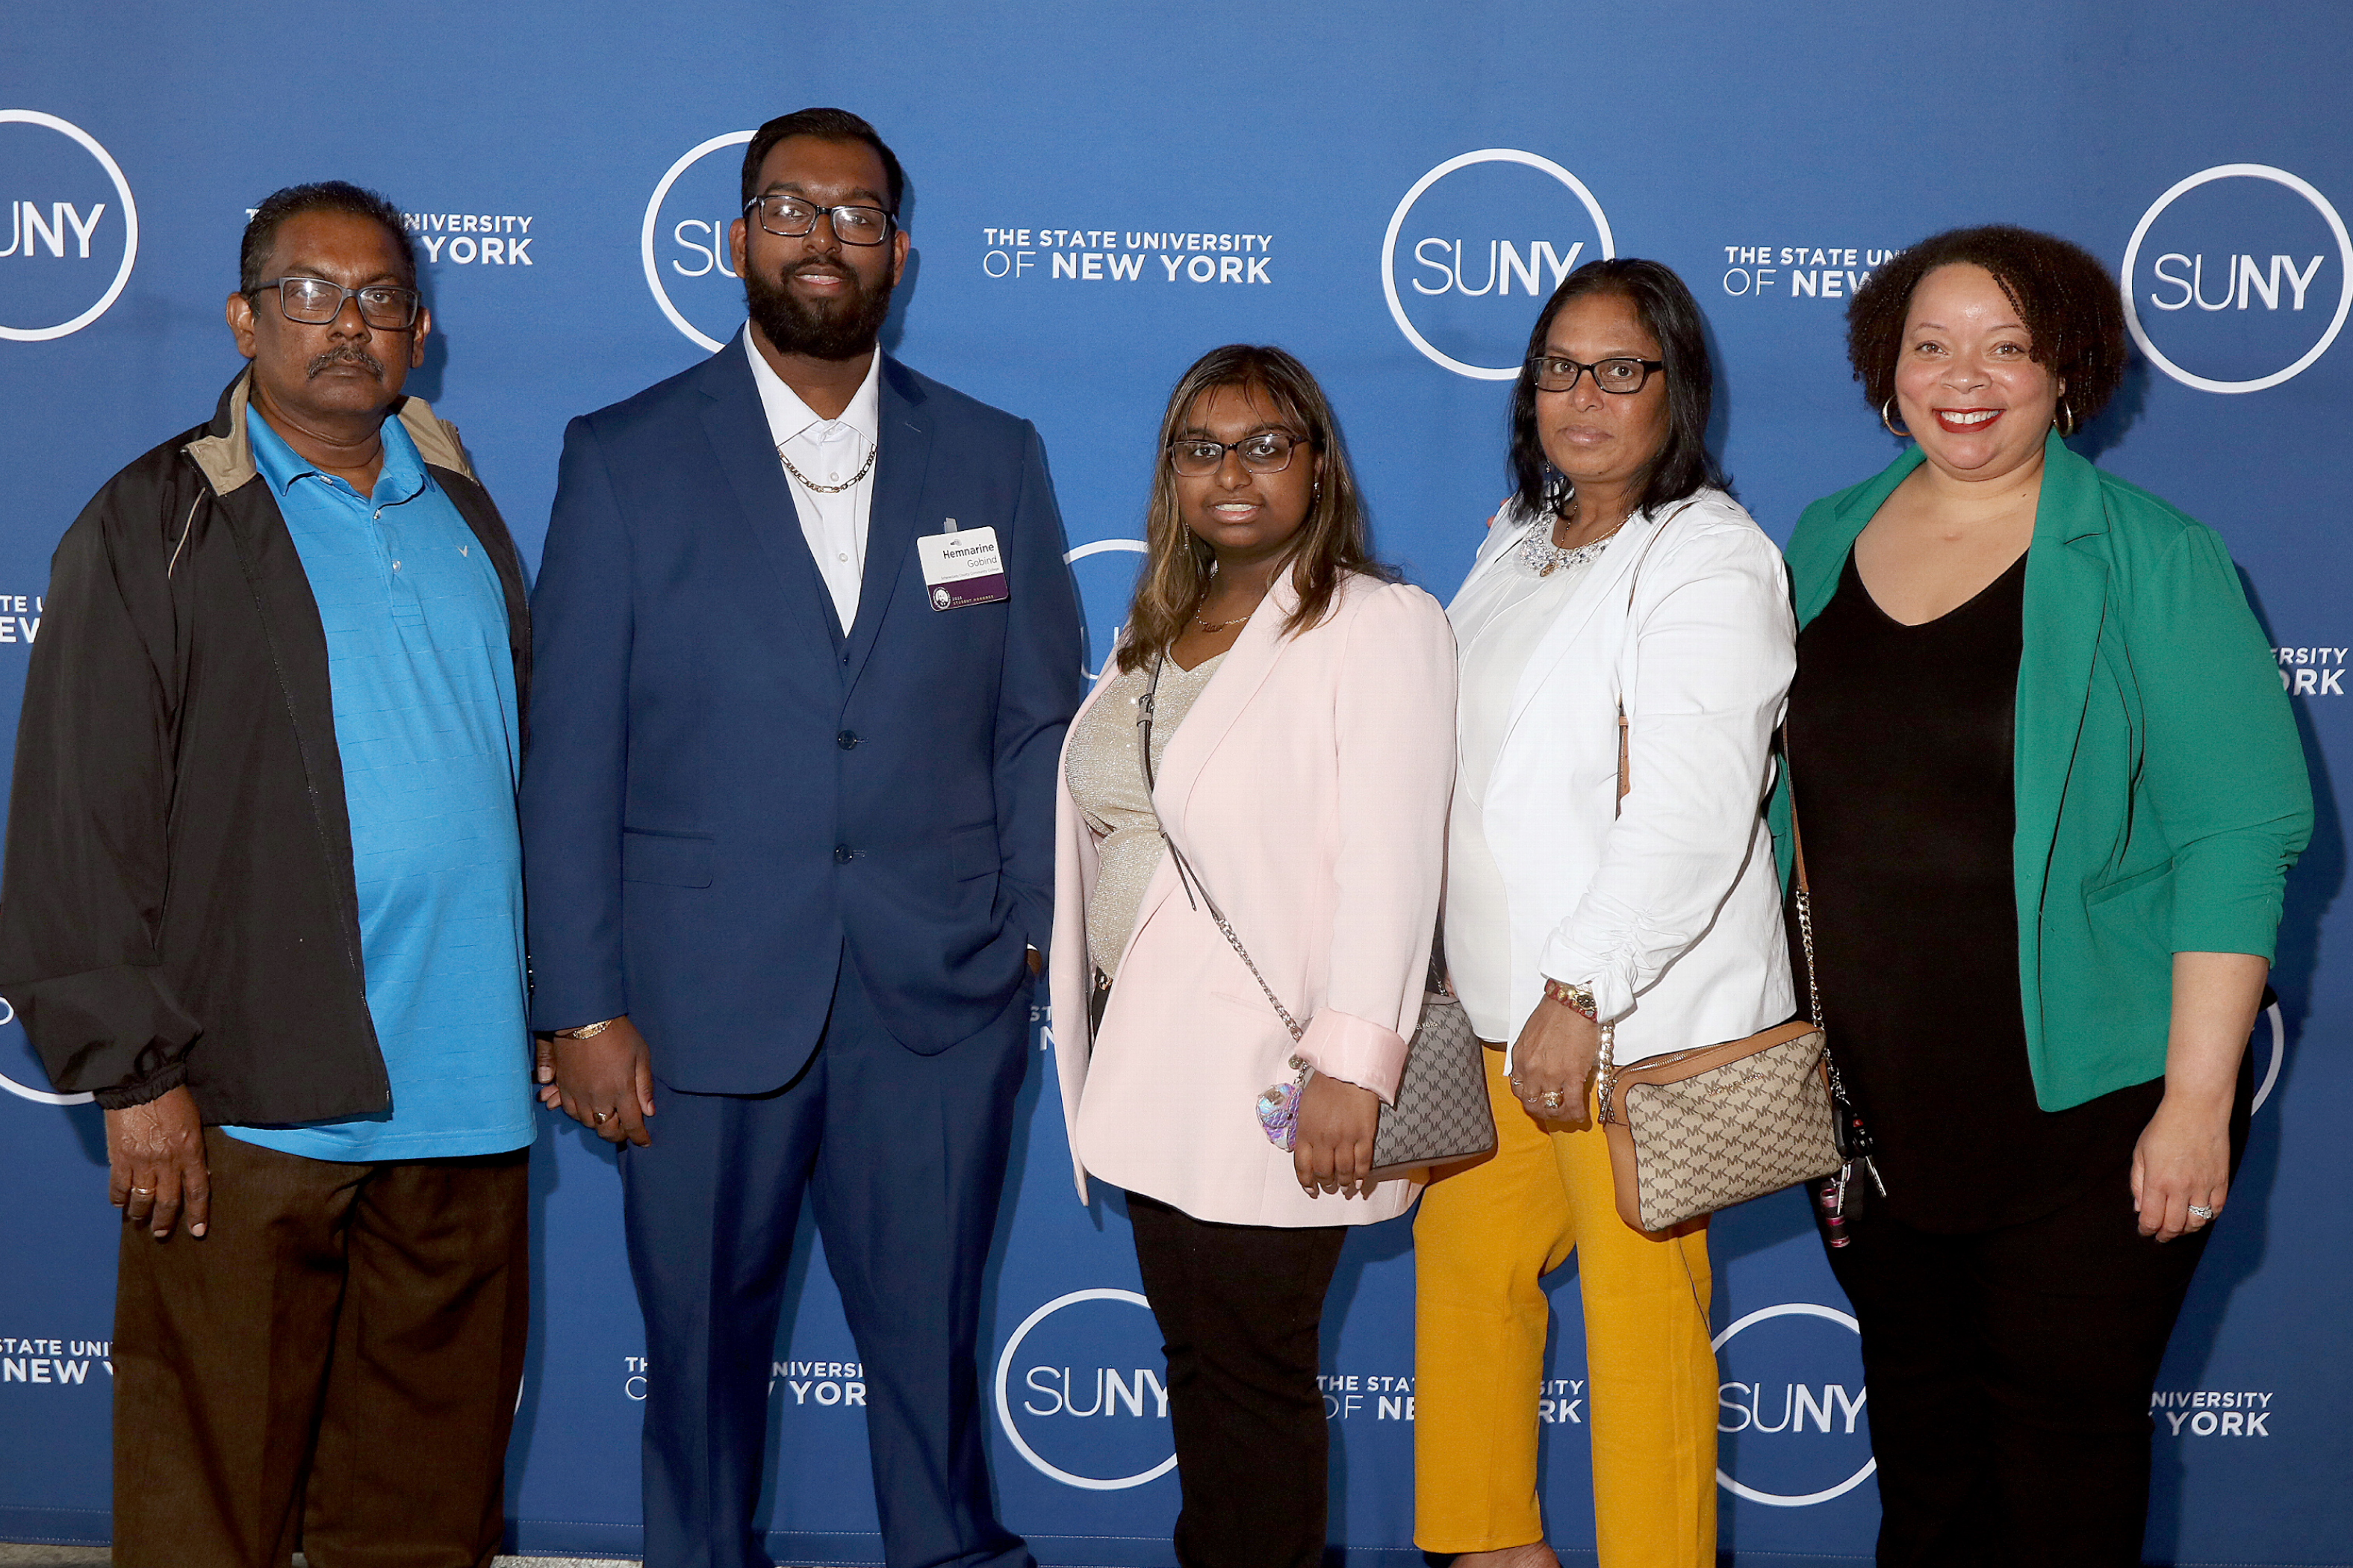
[1297, 1007, 1409, 1105]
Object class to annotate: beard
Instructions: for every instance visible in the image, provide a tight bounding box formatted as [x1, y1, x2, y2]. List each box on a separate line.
[744, 256, 895, 361]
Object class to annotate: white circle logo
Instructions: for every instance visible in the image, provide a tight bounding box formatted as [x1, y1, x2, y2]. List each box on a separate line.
[1381, 149, 1615, 381]
[0, 995, 90, 1106]
[0, 110, 139, 343]
[1712, 1302, 1876, 1508]
[1066, 538, 1148, 682]
[641, 130, 753, 352]
[2252, 1001, 2284, 1113]
[992, 1287, 1176, 1490]
[2122, 164, 2352, 394]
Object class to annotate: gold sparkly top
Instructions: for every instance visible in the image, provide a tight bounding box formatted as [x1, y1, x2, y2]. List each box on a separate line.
[1065, 653, 1225, 978]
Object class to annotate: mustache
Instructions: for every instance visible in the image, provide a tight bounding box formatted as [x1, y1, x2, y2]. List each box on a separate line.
[306, 346, 383, 379]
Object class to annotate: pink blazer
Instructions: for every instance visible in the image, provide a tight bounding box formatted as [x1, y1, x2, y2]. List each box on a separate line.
[1048, 572, 1457, 1227]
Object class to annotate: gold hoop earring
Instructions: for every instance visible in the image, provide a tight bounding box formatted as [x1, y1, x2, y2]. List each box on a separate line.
[1881, 398, 1911, 439]
[2054, 398, 2077, 438]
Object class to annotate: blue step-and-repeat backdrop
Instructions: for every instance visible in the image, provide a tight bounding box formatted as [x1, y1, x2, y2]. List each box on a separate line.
[1, 4, 2348, 1564]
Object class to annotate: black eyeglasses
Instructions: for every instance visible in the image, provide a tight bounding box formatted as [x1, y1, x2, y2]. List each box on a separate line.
[1528, 355, 1664, 394]
[1166, 430, 1311, 477]
[248, 276, 421, 330]
[745, 194, 896, 247]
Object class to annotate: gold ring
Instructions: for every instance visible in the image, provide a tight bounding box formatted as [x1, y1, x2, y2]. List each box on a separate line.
[128, 1186, 153, 1196]
[592, 1110, 612, 1125]
[1540, 1090, 1564, 1110]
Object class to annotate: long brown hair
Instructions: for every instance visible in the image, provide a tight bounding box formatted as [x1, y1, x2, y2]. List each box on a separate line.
[1115, 344, 1387, 674]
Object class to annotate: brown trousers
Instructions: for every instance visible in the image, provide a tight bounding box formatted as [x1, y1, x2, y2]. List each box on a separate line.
[111, 1129, 531, 1568]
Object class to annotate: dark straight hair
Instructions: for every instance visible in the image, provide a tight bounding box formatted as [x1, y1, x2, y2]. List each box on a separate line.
[1506, 257, 1726, 520]
[740, 107, 906, 215]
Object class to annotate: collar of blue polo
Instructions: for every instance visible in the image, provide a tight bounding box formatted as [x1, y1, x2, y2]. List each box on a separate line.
[246, 402, 429, 511]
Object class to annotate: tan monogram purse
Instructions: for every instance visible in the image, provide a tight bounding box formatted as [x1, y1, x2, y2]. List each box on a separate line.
[1588, 529, 1842, 1233]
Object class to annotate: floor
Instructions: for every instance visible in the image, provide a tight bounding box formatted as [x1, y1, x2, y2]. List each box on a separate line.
[0, 1552, 632, 1567]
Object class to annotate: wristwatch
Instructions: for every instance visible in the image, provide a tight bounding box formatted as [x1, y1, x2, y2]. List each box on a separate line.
[1541, 977, 1599, 1021]
[559, 1018, 617, 1039]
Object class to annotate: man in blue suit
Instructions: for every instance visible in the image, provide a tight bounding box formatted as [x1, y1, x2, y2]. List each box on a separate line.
[522, 108, 1081, 1568]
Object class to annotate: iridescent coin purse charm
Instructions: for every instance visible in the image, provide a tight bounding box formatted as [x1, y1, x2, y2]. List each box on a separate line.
[1256, 1061, 1311, 1151]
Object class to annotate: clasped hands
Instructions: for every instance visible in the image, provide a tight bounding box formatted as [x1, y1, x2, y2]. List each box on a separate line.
[537, 1017, 658, 1147]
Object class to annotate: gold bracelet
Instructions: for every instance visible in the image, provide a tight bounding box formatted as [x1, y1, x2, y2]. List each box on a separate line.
[1541, 978, 1598, 1020]
[559, 1018, 616, 1039]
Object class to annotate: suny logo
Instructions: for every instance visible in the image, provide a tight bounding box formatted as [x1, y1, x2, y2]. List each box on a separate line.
[1713, 1303, 1876, 1508]
[2122, 164, 2352, 393]
[0, 995, 90, 1107]
[1382, 150, 1614, 381]
[0, 110, 138, 343]
[992, 1288, 1175, 1491]
[642, 130, 756, 352]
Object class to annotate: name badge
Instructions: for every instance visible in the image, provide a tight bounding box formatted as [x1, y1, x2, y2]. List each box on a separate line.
[916, 523, 1009, 609]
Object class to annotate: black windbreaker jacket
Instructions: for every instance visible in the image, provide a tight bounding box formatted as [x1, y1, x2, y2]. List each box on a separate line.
[0, 373, 531, 1121]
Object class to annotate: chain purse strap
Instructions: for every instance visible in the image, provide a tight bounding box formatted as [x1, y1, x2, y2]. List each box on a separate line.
[1138, 653, 1305, 1045]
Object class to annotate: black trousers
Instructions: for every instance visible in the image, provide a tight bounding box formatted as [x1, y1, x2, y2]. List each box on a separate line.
[1825, 1154, 2236, 1567]
[1126, 1192, 1349, 1568]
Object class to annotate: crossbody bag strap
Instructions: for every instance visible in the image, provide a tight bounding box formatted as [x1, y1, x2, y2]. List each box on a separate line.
[1786, 771, 1821, 1031]
[1139, 654, 1305, 1045]
[1597, 502, 1687, 1098]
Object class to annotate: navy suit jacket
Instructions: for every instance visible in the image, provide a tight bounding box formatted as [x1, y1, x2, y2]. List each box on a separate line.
[521, 335, 1083, 1091]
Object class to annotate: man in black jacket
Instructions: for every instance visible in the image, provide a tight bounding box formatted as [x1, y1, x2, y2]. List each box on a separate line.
[0, 182, 536, 1568]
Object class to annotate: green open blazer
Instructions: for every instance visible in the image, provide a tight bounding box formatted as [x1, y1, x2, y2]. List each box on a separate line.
[1770, 431, 2312, 1110]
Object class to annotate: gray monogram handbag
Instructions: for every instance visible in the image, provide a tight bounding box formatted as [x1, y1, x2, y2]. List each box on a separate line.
[1137, 655, 1495, 1180]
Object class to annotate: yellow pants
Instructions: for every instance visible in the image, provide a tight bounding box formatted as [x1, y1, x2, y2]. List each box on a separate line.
[1413, 1045, 1718, 1567]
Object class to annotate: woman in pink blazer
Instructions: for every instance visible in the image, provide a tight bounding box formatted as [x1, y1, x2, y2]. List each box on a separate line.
[1049, 345, 1455, 1568]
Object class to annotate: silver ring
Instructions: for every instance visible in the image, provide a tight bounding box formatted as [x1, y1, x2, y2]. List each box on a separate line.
[1540, 1090, 1564, 1110]
[2187, 1204, 2216, 1220]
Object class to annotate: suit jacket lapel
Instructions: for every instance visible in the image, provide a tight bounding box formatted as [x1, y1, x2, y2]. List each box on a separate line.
[697, 334, 843, 671]
[2012, 434, 2110, 978]
[1151, 573, 1298, 836]
[842, 358, 932, 693]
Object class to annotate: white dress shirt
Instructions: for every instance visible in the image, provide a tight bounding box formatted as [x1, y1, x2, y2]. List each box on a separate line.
[745, 335, 880, 632]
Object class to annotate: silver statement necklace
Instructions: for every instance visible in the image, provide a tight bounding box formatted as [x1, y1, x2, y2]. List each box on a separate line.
[1514, 508, 1627, 578]
[777, 441, 877, 495]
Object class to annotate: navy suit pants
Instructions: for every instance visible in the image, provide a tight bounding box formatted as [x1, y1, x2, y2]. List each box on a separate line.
[621, 959, 1034, 1568]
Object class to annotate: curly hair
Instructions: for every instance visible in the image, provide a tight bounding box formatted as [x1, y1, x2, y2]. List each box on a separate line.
[1114, 345, 1390, 674]
[1846, 224, 2127, 426]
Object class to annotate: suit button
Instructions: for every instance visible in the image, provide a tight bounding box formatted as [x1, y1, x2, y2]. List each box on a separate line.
[834, 844, 854, 864]
[837, 729, 860, 750]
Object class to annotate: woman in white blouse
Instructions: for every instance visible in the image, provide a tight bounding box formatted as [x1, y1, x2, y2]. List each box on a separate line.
[1414, 260, 1796, 1568]
[1049, 345, 1455, 1568]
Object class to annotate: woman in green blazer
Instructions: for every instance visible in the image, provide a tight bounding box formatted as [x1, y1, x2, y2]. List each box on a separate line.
[1771, 225, 2310, 1568]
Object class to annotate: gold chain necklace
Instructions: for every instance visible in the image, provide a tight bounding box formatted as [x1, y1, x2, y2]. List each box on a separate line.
[777, 441, 877, 495]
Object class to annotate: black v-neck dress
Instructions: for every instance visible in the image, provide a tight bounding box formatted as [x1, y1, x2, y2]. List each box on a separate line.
[1785, 550, 2159, 1232]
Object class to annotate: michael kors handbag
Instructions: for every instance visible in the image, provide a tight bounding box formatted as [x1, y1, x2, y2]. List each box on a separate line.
[1588, 524, 1843, 1233]
[1137, 655, 1495, 1180]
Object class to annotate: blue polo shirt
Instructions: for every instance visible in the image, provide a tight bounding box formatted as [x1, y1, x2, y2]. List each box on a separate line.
[224, 411, 532, 1162]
